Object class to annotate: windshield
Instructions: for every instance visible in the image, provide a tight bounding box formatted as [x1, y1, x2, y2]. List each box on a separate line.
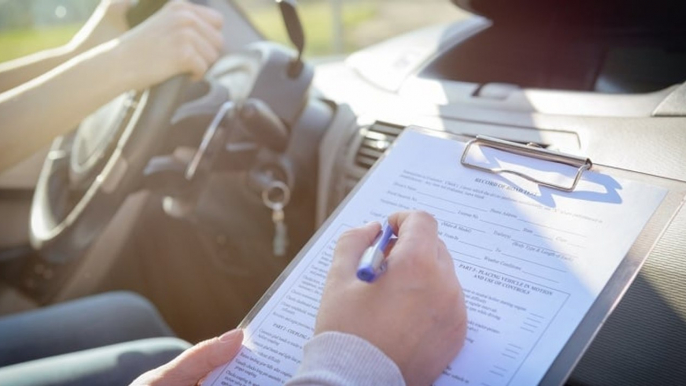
[232, 0, 472, 58]
[0, 0, 471, 63]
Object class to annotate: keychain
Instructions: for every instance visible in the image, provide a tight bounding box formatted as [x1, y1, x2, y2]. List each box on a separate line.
[262, 181, 291, 257]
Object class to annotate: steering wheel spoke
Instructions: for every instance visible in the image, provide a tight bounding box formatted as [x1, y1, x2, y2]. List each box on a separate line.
[31, 77, 189, 263]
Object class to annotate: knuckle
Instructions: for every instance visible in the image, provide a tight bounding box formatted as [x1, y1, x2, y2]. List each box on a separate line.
[180, 10, 196, 26]
[194, 60, 209, 76]
[335, 228, 360, 249]
[413, 210, 437, 226]
[213, 33, 225, 49]
[176, 28, 194, 44]
[179, 45, 195, 62]
[339, 227, 361, 241]
[214, 13, 225, 27]
[187, 340, 218, 371]
[208, 48, 220, 62]
[168, 0, 187, 11]
[171, 9, 194, 28]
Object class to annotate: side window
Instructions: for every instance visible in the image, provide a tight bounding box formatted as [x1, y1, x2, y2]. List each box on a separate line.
[0, 0, 98, 64]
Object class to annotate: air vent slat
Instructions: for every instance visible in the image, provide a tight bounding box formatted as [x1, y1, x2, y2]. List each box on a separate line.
[353, 122, 404, 170]
[362, 138, 393, 151]
[357, 147, 384, 159]
[371, 124, 403, 136]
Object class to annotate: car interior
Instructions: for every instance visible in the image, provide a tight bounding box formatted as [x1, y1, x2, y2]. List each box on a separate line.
[0, 0, 685, 384]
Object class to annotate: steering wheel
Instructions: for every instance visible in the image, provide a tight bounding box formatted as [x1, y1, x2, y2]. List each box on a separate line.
[30, 76, 188, 263]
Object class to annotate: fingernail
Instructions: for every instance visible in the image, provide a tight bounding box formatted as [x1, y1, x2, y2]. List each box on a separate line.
[219, 328, 242, 342]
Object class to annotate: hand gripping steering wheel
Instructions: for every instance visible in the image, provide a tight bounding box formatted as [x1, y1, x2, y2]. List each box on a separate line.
[30, 76, 188, 263]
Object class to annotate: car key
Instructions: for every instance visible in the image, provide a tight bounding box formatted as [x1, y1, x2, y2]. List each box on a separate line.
[271, 202, 288, 257]
[262, 181, 291, 257]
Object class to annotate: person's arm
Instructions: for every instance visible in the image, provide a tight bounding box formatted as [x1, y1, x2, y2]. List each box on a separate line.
[125, 211, 466, 386]
[0, 0, 130, 93]
[285, 332, 405, 386]
[0, 0, 224, 173]
[0, 44, 81, 94]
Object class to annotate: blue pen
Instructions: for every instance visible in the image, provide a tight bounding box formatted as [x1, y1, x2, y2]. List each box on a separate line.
[356, 221, 394, 282]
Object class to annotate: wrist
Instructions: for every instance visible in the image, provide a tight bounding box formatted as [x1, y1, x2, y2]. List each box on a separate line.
[74, 40, 135, 98]
[44, 42, 81, 64]
[102, 39, 141, 91]
[291, 332, 406, 386]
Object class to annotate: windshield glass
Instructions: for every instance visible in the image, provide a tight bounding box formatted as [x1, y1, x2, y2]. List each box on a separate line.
[232, 0, 472, 58]
[0, 0, 471, 63]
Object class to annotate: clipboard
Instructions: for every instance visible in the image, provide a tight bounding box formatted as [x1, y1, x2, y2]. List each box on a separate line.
[457, 131, 686, 385]
[229, 125, 686, 386]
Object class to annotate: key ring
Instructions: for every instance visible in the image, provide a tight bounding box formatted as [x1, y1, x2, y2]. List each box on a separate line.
[262, 180, 291, 209]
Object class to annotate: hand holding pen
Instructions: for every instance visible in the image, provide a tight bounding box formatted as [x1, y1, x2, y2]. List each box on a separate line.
[315, 211, 468, 385]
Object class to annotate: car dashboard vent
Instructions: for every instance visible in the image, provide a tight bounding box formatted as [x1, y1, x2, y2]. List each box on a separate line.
[354, 122, 405, 170]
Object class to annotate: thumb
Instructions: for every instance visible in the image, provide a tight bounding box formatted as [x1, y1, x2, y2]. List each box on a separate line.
[331, 222, 382, 276]
[163, 329, 244, 384]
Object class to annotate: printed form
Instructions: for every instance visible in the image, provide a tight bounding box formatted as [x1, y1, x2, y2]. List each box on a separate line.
[205, 130, 667, 386]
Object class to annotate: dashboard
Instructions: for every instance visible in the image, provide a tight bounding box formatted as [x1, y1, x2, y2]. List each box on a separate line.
[311, 16, 686, 386]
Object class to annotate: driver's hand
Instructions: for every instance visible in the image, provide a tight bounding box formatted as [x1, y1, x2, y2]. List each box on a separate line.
[69, 0, 131, 54]
[115, 0, 224, 90]
[130, 329, 243, 386]
[316, 211, 468, 385]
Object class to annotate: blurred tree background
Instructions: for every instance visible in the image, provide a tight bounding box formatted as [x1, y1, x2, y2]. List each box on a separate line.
[0, 0, 98, 62]
[0, 0, 468, 63]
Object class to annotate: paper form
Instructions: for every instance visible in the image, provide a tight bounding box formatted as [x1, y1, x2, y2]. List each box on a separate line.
[204, 130, 667, 386]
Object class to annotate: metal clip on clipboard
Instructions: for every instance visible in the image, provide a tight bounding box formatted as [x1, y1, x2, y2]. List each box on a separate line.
[460, 135, 593, 192]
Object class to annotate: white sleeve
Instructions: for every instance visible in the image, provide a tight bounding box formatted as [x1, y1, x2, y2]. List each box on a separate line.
[285, 331, 406, 386]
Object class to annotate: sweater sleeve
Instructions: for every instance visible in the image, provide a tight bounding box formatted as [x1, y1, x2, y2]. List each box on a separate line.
[285, 331, 406, 386]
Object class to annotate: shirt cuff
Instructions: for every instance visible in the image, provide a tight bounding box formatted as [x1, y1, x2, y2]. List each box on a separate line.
[285, 331, 406, 386]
